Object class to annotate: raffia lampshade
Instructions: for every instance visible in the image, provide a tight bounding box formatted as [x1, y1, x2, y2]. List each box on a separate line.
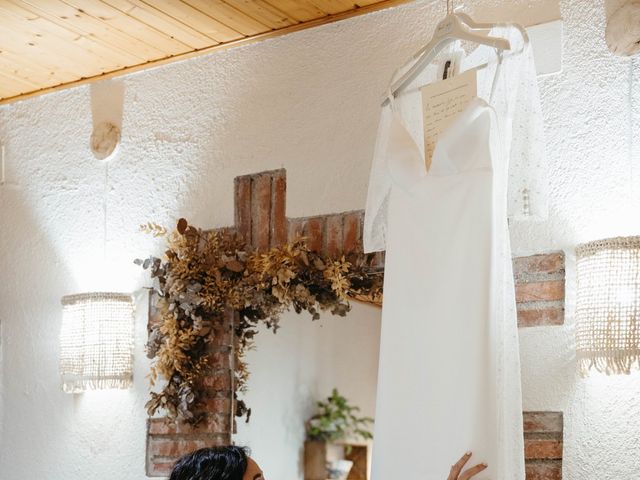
[576, 236, 640, 375]
[60, 292, 135, 393]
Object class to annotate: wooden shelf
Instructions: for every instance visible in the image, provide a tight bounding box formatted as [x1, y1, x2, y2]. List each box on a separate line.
[304, 440, 371, 480]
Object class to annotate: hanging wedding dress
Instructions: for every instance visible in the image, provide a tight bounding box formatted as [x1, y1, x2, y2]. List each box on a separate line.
[364, 26, 545, 480]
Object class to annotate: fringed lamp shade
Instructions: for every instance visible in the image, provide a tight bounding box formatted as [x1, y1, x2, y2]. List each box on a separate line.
[60, 292, 135, 393]
[576, 237, 640, 375]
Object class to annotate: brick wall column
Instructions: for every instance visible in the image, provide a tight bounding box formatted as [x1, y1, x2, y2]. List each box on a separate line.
[234, 169, 287, 249]
[524, 412, 564, 480]
[146, 301, 234, 476]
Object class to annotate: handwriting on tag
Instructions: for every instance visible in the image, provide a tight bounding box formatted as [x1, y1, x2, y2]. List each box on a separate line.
[420, 68, 478, 171]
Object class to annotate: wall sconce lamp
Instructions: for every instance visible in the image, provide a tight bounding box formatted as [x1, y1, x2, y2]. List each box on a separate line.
[60, 292, 135, 393]
[576, 236, 640, 375]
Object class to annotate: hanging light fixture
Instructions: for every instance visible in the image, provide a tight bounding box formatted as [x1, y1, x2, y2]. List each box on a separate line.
[576, 236, 640, 375]
[60, 292, 135, 393]
[58, 89, 134, 393]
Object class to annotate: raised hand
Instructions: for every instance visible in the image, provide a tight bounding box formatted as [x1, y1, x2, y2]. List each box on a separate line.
[447, 452, 487, 480]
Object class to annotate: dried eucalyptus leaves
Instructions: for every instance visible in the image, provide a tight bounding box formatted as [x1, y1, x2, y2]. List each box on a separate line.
[137, 219, 383, 424]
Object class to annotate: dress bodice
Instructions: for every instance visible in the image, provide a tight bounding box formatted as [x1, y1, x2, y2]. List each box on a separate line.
[387, 95, 498, 195]
[364, 25, 547, 254]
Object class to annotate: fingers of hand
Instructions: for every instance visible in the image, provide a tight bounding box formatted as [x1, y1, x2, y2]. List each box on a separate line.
[459, 463, 488, 480]
[447, 452, 472, 480]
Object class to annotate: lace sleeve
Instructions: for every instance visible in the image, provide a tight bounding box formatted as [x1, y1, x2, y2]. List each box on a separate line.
[507, 41, 549, 221]
[363, 103, 394, 253]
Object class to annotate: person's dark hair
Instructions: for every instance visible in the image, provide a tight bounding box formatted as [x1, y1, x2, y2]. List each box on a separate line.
[169, 446, 250, 480]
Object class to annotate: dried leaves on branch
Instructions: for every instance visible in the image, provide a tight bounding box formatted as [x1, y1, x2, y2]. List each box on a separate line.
[136, 218, 383, 424]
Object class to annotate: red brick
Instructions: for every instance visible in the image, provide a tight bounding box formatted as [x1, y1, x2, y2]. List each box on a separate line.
[148, 418, 176, 435]
[271, 171, 287, 247]
[211, 320, 233, 346]
[147, 461, 176, 477]
[200, 396, 232, 413]
[305, 217, 324, 252]
[209, 435, 229, 446]
[326, 215, 343, 258]
[146, 434, 233, 476]
[524, 412, 563, 434]
[199, 414, 231, 435]
[251, 174, 272, 250]
[288, 217, 305, 242]
[525, 439, 563, 460]
[234, 175, 252, 245]
[149, 438, 209, 457]
[204, 350, 231, 370]
[518, 307, 564, 327]
[342, 211, 362, 253]
[149, 415, 231, 435]
[526, 461, 562, 480]
[201, 373, 231, 390]
[516, 280, 565, 303]
[514, 252, 564, 276]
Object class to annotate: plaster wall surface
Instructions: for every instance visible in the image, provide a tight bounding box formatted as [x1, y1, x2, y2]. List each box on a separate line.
[0, 0, 638, 479]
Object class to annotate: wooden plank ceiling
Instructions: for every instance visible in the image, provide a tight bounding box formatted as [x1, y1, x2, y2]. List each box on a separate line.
[0, 0, 411, 104]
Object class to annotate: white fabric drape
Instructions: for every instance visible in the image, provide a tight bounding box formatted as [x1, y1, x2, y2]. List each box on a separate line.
[364, 27, 546, 254]
[365, 26, 544, 480]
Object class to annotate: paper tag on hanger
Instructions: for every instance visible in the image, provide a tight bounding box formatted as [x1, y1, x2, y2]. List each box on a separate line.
[439, 49, 465, 80]
[420, 68, 478, 170]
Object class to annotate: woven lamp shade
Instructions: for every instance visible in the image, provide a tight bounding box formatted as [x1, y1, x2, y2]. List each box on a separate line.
[576, 236, 640, 375]
[60, 292, 135, 393]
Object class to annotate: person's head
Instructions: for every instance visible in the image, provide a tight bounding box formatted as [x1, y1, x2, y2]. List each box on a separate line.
[169, 446, 264, 480]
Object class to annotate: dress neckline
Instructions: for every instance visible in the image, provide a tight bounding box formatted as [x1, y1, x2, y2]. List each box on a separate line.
[386, 96, 493, 192]
[386, 65, 502, 190]
[382, 26, 517, 191]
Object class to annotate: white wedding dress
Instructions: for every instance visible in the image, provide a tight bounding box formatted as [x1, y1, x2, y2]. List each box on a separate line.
[364, 27, 545, 480]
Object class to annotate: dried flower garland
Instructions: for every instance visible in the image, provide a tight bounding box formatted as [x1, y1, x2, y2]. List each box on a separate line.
[137, 219, 383, 424]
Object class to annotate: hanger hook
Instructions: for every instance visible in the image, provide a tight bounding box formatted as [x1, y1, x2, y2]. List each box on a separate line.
[446, 0, 456, 15]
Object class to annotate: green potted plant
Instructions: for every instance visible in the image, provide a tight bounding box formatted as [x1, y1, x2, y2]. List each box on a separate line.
[304, 389, 373, 480]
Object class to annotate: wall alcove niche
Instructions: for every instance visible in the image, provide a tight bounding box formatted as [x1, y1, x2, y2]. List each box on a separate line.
[146, 168, 565, 479]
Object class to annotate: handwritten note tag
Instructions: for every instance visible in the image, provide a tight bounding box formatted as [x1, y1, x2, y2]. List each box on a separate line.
[420, 68, 478, 170]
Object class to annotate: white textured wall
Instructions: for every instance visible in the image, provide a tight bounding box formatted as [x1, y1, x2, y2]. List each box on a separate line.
[514, 0, 640, 478]
[234, 308, 381, 480]
[0, 0, 638, 479]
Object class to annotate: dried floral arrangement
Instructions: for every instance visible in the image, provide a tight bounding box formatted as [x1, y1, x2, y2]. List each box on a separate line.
[136, 218, 383, 424]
